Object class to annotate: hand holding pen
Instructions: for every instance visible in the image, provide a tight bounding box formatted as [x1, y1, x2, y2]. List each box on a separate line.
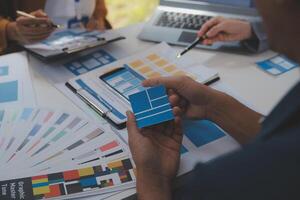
[6, 10, 59, 44]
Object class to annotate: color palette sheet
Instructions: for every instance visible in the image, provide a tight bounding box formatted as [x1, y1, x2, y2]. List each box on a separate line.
[129, 85, 174, 128]
[0, 108, 135, 200]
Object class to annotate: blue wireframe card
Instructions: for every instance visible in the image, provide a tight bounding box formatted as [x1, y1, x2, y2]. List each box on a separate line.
[129, 85, 174, 128]
[256, 54, 299, 76]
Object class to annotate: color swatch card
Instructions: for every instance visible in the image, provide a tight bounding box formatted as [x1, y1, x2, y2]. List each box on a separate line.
[0, 108, 135, 200]
[66, 42, 218, 126]
[0, 52, 36, 108]
[129, 85, 174, 128]
[257, 54, 299, 76]
[0, 157, 135, 200]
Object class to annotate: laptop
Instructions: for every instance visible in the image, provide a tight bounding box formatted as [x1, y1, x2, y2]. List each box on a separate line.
[138, 0, 260, 53]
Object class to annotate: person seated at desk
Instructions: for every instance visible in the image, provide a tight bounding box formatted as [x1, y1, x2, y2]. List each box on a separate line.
[45, 0, 111, 30]
[198, 17, 268, 53]
[126, 0, 300, 199]
[0, 0, 110, 55]
[0, 0, 55, 54]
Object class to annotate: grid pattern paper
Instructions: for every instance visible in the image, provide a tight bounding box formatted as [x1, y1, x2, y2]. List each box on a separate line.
[64, 50, 116, 76]
[129, 85, 174, 128]
[256, 54, 299, 76]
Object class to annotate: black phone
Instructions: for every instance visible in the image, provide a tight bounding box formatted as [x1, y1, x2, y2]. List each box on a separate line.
[99, 66, 146, 101]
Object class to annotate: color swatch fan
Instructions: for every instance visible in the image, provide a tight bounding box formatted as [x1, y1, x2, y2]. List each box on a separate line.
[0, 108, 136, 200]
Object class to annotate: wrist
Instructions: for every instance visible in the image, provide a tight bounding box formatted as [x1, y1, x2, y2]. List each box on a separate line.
[6, 22, 19, 42]
[136, 169, 173, 200]
[205, 90, 229, 121]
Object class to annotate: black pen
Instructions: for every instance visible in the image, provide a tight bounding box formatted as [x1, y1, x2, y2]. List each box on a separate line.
[177, 35, 208, 58]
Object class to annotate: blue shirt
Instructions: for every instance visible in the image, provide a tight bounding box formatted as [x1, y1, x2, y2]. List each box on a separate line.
[179, 81, 300, 200]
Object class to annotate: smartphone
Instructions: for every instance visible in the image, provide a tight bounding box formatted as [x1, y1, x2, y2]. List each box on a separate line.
[99, 66, 146, 101]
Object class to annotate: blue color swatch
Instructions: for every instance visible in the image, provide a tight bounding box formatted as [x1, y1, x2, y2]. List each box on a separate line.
[257, 54, 299, 76]
[0, 66, 8, 76]
[64, 50, 116, 76]
[0, 81, 18, 103]
[183, 120, 225, 148]
[129, 85, 174, 128]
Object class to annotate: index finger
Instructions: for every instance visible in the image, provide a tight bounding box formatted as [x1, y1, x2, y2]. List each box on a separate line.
[17, 17, 52, 26]
[197, 17, 222, 37]
[142, 76, 186, 92]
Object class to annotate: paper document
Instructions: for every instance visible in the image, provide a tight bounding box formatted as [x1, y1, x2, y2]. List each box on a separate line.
[25, 29, 125, 59]
[0, 108, 135, 200]
[0, 52, 36, 108]
[65, 42, 219, 127]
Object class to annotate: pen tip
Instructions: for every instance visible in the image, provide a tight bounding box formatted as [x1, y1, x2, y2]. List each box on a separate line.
[176, 54, 181, 59]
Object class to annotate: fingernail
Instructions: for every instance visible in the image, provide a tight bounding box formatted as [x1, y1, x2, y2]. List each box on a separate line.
[126, 111, 132, 116]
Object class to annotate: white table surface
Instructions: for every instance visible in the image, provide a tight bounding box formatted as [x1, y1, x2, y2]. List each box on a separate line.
[28, 23, 299, 199]
[30, 23, 300, 116]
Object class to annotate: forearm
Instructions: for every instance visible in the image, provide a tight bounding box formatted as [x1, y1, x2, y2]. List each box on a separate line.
[93, 0, 107, 18]
[137, 169, 173, 200]
[207, 91, 262, 144]
[243, 20, 269, 53]
[0, 17, 10, 54]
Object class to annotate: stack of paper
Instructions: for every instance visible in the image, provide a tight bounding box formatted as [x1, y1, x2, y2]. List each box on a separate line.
[0, 108, 135, 200]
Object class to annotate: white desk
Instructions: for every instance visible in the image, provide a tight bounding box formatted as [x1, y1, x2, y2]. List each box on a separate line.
[30, 23, 299, 116]
[28, 23, 299, 199]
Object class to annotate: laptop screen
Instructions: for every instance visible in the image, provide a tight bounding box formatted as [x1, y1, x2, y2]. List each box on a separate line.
[162, 0, 256, 9]
[187, 0, 255, 8]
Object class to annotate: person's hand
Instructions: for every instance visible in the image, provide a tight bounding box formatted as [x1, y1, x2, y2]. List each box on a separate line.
[126, 110, 183, 199]
[7, 10, 54, 44]
[86, 17, 106, 31]
[143, 76, 221, 120]
[198, 17, 252, 45]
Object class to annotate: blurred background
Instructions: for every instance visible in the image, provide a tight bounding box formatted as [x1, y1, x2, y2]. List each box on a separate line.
[106, 0, 159, 29]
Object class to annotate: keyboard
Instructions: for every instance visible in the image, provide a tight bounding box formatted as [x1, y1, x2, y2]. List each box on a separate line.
[156, 11, 212, 31]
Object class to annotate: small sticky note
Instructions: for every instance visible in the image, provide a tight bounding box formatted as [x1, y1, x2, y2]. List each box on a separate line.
[130, 60, 144, 68]
[256, 54, 299, 76]
[0, 66, 8, 76]
[0, 80, 18, 103]
[147, 54, 160, 61]
[155, 59, 168, 68]
[129, 85, 174, 128]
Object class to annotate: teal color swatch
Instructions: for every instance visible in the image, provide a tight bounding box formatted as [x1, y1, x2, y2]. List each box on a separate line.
[0, 81, 18, 103]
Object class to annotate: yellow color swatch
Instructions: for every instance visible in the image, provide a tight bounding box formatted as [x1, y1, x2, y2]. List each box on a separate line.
[78, 167, 94, 177]
[33, 186, 50, 196]
[173, 71, 187, 76]
[147, 72, 162, 78]
[108, 160, 123, 169]
[164, 65, 177, 73]
[155, 59, 168, 68]
[32, 178, 48, 184]
[147, 54, 160, 61]
[130, 60, 144, 68]
[138, 66, 152, 74]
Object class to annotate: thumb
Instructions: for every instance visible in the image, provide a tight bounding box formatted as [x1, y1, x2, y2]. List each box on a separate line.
[126, 111, 141, 142]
